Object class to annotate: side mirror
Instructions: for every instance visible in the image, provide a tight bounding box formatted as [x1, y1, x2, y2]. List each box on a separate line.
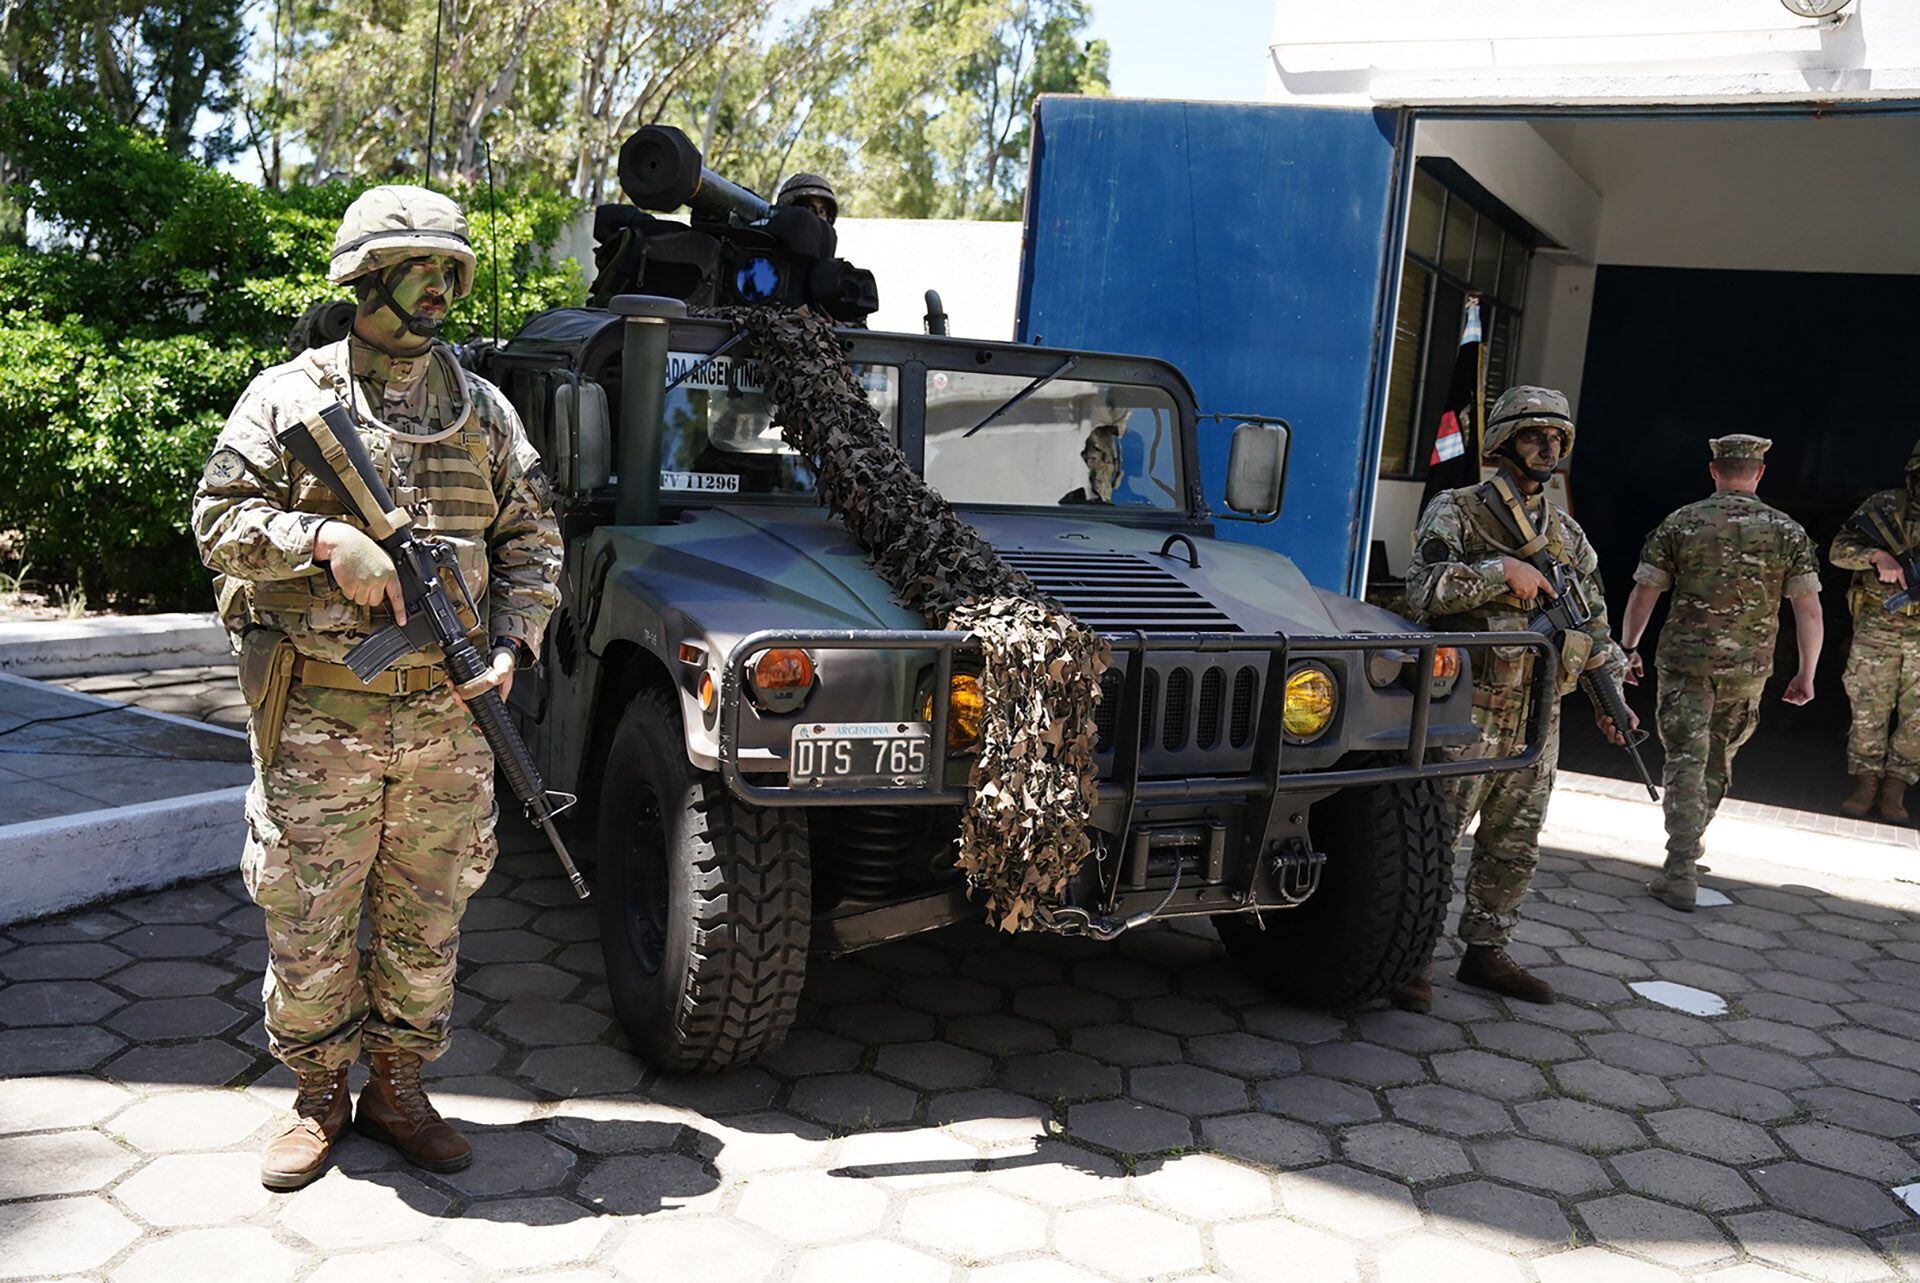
[553, 376, 611, 495]
[1223, 420, 1289, 521]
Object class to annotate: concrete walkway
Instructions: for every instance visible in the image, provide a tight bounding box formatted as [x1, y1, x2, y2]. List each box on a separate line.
[1, 803, 1917, 1281]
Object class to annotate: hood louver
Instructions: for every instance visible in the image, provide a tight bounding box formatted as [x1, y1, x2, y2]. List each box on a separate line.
[999, 550, 1241, 634]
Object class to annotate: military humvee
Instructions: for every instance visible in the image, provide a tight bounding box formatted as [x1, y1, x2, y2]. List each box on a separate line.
[470, 127, 1552, 1073]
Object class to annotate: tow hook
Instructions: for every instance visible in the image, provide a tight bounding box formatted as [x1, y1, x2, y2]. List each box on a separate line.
[1037, 865, 1182, 941]
[1267, 840, 1327, 906]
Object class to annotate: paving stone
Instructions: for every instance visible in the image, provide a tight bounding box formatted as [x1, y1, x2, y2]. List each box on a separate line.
[109, 923, 233, 959]
[1723, 1018, 1836, 1058]
[1241, 1004, 1345, 1044]
[421, 1031, 505, 1079]
[997, 1049, 1121, 1104]
[788, 1071, 919, 1129]
[1697, 1043, 1823, 1092]
[647, 1067, 778, 1115]
[1671, 1074, 1795, 1123]
[693, 1112, 830, 1176]
[1647, 1107, 1781, 1165]
[874, 1040, 993, 1091]
[1471, 1135, 1610, 1196]
[0, 1025, 125, 1075]
[1432, 1048, 1548, 1102]
[897, 973, 1000, 1018]
[105, 996, 248, 1040]
[280, 1169, 454, 1248]
[464, 962, 577, 1002]
[0, 941, 133, 980]
[1011, 983, 1121, 1027]
[1515, 1098, 1646, 1154]
[946, 1012, 1056, 1056]
[1509, 999, 1616, 1033]
[1577, 1193, 1737, 1270]
[1385, 1083, 1515, 1137]
[439, 1196, 611, 1270]
[1778, 1121, 1919, 1182]
[1256, 1074, 1380, 1125]
[803, 961, 890, 1007]
[110, 1088, 269, 1152]
[112, 959, 236, 998]
[791, 1241, 951, 1283]
[1055, 1203, 1204, 1280]
[1352, 1007, 1468, 1053]
[1130, 994, 1235, 1036]
[1611, 1147, 1758, 1213]
[1069, 1023, 1182, 1066]
[1813, 1056, 1920, 1102]
[1129, 1062, 1249, 1114]
[1472, 1020, 1583, 1062]
[435, 1130, 579, 1197]
[1726, 1210, 1897, 1282]
[1213, 1218, 1361, 1282]
[114, 882, 239, 926]
[898, 1186, 1048, 1257]
[925, 1089, 1050, 1147]
[1131, 1151, 1275, 1220]
[1554, 1058, 1672, 1110]
[0, 1131, 136, 1199]
[1341, 1121, 1472, 1183]
[1832, 1025, 1920, 1070]
[1586, 1031, 1703, 1078]
[1752, 1160, 1909, 1231]
[608, 1217, 780, 1283]
[105, 1038, 255, 1091]
[1426, 1178, 1572, 1253]
[1185, 1031, 1301, 1079]
[1072, 956, 1174, 999]
[1200, 1111, 1333, 1169]
[1067, 1097, 1192, 1153]
[0, 1195, 140, 1279]
[1275, 1164, 1421, 1239]
[575, 1152, 718, 1214]
[829, 1124, 977, 1188]
[109, 1151, 269, 1225]
[518, 1044, 644, 1097]
[485, 999, 611, 1046]
[0, 1075, 132, 1133]
[430, 1076, 543, 1126]
[1301, 1040, 1425, 1088]
[757, 1028, 863, 1077]
[110, 1225, 302, 1283]
[1373, 1232, 1526, 1283]
[305, 1246, 479, 1283]
[736, 1168, 889, 1244]
[1534, 1247, 1687, 1283]
[0, 978, 126, 1026]
[1795, 1086, 1920, 1139]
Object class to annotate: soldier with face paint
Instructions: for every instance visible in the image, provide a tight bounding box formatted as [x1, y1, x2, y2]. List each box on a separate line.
[1394, 386, 1632, 1011]
[192, 186, 561, 1190]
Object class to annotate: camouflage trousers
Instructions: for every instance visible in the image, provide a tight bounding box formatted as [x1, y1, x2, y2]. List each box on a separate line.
[1437, 679, 1560, 948]
[242, 681, 496, 1075]
[1842, 620, 1920, 785]
[1655, 670, 1765, 878]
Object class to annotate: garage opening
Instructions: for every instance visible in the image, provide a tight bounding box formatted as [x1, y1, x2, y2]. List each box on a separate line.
[1367, 110, 1920, 816]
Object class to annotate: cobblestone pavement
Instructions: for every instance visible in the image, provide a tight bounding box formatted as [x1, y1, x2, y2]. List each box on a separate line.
[3, 824, 1919, 1282]
[54, 665, 247, 731]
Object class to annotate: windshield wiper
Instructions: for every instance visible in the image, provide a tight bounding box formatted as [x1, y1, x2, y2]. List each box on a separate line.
[961, 354, 1080, 438]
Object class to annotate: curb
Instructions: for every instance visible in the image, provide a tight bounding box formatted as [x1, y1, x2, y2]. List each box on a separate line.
[0, 612, 230, 678]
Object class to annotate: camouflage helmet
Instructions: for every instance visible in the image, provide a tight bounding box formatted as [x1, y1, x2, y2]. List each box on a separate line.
[1907, 436, 1920, 474]
[1482, 385, 1575, 461]
[328, 185, 476, 299]
[776, 173, 838, 222]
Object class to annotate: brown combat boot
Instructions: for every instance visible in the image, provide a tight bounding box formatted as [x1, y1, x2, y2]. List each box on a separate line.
[1647, 871, 1697, 913]
[1457, 945, 1554, 1004]
[1389, 961, 1434, 1014]
[260, 1066, 350, 1190]
[355, 1050, 473, 1172]
[1878, 777, 1911, 823]
[1841, 774, 1881, 817]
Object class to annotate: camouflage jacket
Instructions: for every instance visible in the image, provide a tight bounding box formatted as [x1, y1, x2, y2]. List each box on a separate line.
[1407, 481, 1625, 696]
[192, 336, 561, 666]
[1634, 491, 1820, 679]
[1830, 488, 1920, 631]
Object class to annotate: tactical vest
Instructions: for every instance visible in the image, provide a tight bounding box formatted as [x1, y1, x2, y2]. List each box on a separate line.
[1848, 498, 1920, 621]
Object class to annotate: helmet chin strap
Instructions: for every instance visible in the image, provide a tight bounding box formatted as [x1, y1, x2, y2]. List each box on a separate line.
[370, 264, 444, 338]
[1501, 444, 1557, 486]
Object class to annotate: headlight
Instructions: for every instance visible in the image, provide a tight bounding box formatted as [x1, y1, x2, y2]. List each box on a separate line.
[921, 672, 985, 754]
[749, 648, 815, 714]
[1429, 646, 1463, 698]
[1366, 650, 1409, 689]
[1283, 663, 1337, 742]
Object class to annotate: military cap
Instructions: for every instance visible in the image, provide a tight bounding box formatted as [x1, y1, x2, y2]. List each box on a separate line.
[1709, 434, 1771, 461]
[1482, 385, 1575, 461]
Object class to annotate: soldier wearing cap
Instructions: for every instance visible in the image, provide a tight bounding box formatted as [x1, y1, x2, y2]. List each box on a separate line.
[1618, 435, 1821, 911]
[1397, 386, 1634, 1010]
[191, 186, 561, 1189]
[1830, 438, 1920, 822]
[776, 172, 839, 224]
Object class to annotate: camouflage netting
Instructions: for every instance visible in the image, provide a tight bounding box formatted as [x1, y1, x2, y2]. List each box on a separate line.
[713, 305, 1110, 931]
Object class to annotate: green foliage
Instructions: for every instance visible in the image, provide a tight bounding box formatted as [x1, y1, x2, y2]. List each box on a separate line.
[0, 85, 583, 609]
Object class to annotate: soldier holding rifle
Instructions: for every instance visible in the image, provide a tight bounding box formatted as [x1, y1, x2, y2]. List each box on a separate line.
[1395, 386, 1636, 1011]
[1618, 434, 1822, 912]
[192, 187, 561, 1189]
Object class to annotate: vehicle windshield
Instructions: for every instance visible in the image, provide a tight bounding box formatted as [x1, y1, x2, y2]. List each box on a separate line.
[922, 368, 1183, 511]
[659, 350, 899, 498]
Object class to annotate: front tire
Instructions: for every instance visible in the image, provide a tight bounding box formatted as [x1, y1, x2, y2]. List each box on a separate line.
[596, 687, 811, 1072]
[1214, 776, 1451, 1009]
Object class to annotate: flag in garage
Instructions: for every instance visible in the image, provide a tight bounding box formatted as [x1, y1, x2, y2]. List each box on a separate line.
[1419, 294, 1486, 516]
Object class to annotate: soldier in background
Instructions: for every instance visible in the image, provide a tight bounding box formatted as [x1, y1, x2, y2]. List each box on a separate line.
[1830, 440, 1920, 822]
[1618, 435, 1821, 912]
[776, 172, 839, 225]
[193, 186, 561, 1189]
[1396, 386, 1633, 1010]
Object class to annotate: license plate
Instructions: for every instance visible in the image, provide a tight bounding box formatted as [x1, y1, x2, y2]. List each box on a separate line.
[789, 722, 932, 788]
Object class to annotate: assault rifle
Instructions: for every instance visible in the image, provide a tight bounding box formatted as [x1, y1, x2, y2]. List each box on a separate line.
[1843, 511, 1920, 612]
[1525, 561, 1661, 801]
[278, 402, 590, 900]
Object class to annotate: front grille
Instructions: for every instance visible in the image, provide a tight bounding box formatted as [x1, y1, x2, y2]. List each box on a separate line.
[1230, 667, 1257, 748]
[1094, 661, 1263, 760]
[1197, 667, 1224, 749]
[1162, 668, 1191, 750]
[1000, 550, 1242, 633]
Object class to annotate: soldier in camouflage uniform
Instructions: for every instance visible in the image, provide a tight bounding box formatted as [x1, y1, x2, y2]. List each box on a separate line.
[1830, 439, 1920, 823]
[1394, 386, 1632, 1011]
[1618, 435, 1821, 911]
[192, 186, 561, 1190]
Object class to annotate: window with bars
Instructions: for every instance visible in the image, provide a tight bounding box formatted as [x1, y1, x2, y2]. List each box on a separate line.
[1379, 164, 1536, 480]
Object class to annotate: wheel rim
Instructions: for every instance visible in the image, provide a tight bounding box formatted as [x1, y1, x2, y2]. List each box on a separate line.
[620, 784, 670, 976]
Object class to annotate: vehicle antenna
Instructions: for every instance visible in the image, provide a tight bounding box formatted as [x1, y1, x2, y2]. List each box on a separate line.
[423, 0, 445, 189]
[481, 136, 501, 342]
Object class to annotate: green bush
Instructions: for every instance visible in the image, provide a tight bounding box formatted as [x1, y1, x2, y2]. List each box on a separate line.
[0, 86, 584, 610]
